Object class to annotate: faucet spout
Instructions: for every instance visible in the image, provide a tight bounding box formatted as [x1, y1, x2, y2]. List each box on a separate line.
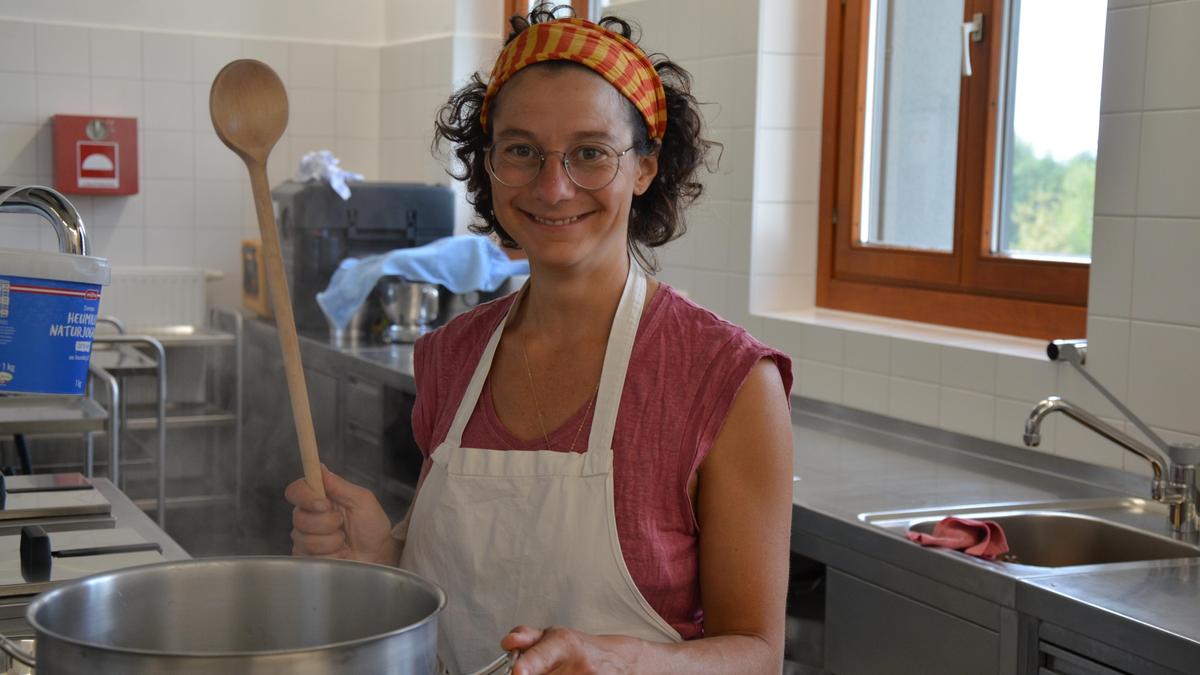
[0, 185, 89, 255]
[1025, 397, 1171, 498]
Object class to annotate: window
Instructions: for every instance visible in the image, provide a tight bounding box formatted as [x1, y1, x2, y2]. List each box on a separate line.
[503, 0, 600, 32]
[818, 0, 1106, 339]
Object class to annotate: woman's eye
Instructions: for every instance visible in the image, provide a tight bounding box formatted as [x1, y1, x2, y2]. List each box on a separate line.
[505, 144, 537, 159]
[574, 146, 607, 162]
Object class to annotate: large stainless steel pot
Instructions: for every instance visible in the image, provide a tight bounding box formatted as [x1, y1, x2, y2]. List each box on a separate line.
[0, 557, 513, 675]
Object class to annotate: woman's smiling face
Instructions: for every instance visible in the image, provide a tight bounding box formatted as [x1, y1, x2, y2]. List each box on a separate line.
[487, 65, 658, 272]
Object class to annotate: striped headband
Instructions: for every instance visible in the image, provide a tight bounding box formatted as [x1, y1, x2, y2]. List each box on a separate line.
[480, 18, 668, 140]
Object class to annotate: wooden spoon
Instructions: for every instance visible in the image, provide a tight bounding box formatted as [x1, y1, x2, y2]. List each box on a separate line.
[210, 60, 325, 498]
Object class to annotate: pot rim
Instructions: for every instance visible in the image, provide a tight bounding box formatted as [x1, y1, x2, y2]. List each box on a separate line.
[24, 556, 447, 658]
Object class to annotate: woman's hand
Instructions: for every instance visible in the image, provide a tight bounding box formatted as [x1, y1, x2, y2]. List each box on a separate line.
[284, 464, 398, 565]
[501, 626, 632, 675]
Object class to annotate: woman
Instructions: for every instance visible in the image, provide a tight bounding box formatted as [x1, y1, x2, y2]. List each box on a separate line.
[287, 6, 794, 673]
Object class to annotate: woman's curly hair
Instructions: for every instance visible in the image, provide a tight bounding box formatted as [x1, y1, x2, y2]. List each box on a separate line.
[432, 3, 718, 271]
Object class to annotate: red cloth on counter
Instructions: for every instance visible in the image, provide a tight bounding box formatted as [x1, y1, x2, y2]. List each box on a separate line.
[906, 517, 1010, 560]
[412, 282, 793, 640]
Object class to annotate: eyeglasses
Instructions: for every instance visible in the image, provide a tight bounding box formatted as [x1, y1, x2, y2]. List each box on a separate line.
[485, 140, 635, 191]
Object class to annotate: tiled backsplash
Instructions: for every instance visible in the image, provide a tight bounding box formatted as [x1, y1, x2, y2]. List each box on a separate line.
[0, 4, 500, 308]
[0, 19, 384, 308]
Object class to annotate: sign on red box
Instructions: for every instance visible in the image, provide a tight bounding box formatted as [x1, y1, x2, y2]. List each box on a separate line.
[53, 115, 138, 196]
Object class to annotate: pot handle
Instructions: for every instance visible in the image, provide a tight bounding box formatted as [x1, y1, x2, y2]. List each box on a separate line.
[0, 633, 35, 668]
[462, 650, 518, 675]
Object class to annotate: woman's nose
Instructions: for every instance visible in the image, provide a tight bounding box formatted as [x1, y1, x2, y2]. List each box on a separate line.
[530, 154, 576, 203]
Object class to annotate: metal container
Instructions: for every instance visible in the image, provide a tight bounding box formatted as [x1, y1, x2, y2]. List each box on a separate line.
[0, 557, 445, 674]
[379, 277, 440, 343]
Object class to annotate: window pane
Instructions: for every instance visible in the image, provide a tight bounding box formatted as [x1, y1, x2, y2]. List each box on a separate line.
[860, 0, 964, 251]
[996, 0, 1105, 260]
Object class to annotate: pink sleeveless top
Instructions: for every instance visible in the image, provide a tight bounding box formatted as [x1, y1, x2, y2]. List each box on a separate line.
[411, 283, 793, 640]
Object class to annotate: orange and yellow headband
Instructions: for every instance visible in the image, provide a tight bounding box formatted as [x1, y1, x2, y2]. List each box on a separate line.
[480, 18, 668, 141]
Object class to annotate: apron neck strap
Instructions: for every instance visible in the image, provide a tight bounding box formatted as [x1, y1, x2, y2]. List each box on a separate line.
[443, 262, 647, 451]
[585, 262, 645, 451]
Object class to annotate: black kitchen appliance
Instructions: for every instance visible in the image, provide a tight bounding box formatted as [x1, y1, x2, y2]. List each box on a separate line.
[270, 180, 454, 334]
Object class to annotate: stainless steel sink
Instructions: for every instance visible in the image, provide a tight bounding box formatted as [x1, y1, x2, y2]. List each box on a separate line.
[861, 497, 1200, 569]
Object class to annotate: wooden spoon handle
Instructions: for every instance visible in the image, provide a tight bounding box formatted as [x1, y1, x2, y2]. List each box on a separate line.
[247, 161, 325, 498]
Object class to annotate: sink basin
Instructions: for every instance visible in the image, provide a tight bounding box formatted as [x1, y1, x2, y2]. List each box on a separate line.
[908, 511, 1200, 567]
[861, 498, 1200, 569]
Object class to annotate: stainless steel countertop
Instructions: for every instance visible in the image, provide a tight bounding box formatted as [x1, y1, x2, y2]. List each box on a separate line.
[247, 317, 417, 393]
[93, 478, 189, 561]
[790, 401, 1199, 672]
[256, 315, 1200, 669]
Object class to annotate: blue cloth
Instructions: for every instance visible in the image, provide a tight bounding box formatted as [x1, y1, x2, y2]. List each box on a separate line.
[316, 235, 529, 329]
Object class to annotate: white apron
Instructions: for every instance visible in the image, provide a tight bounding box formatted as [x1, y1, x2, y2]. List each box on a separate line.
[399, 262, 683, 674]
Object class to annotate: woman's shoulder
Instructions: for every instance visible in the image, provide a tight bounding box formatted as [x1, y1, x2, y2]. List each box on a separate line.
[652, 283, 771, 352]
[648, 282, 793, 393]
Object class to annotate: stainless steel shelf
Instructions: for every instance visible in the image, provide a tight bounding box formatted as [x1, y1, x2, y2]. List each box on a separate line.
[0, 396, 108, 434]
[120, 325, 235, 347]
[124, 402, 237, 431]
[89, 344, 158, 374]
[133, 493, 236, 511]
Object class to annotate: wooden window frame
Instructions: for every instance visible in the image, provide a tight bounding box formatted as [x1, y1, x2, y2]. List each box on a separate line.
[817, 0, 1089, 340]
[504, 0, 591, 34]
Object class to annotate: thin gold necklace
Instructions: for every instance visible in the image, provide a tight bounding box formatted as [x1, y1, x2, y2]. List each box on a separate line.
[520, 330, 597, 452]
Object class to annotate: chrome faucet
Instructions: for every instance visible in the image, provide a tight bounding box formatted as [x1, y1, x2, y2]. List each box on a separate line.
[0, 185, 89, 254]
[1025, 339, 1200, 536]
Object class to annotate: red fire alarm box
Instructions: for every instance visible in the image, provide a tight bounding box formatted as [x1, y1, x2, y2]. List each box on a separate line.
[53, 115, 139, 195]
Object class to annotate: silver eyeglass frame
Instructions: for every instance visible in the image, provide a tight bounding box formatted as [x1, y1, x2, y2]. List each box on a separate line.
[484, 141, 637, 191]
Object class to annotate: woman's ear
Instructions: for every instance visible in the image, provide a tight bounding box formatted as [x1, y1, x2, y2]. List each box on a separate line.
[632, 144, 660, 196]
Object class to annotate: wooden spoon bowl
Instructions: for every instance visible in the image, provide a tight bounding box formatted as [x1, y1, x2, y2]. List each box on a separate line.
[210, 59, 324, 497]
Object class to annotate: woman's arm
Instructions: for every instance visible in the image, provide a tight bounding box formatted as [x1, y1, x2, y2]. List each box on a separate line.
[503, 358, 795, 674]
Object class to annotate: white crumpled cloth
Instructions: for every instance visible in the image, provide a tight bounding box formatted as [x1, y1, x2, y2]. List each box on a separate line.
[294, 150, 364, 200]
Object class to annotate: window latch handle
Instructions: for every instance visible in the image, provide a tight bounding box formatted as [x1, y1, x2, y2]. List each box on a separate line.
[962, 12, 984, 77]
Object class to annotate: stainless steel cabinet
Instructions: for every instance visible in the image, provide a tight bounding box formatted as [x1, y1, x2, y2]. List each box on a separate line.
[1032, 623, 1187, 675]
[826, 568, 1001, 675]
[242, 317, 419, 554]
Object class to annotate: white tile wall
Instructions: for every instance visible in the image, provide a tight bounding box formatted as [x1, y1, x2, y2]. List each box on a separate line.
[1094, 113, 1142, 216]
[36, 24, 90, 76]
[1100, 7, 1148, 114]
[842, 368, 889, 415]
[890, 338, 942, 383]
[90, 28, 142, 80]
[1131, 217, 1200, 325]
[1088, 216, 1135, 318]
[1137, 110, 1200, 217]
[0, 72, 37, 124]
[142, 32, 192, 82]
[939, 346, 997, 394]
[939, 387, 996, 440]
[888, 378, 940, 427]
[1143, 0, 1200, 110]
[0, 17, 385, 310]
[91, 78, 142, 119]
[1128, 321, 1200, 432]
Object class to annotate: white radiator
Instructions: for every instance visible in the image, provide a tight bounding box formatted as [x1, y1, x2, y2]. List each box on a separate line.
[97, 266, 208, 330]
